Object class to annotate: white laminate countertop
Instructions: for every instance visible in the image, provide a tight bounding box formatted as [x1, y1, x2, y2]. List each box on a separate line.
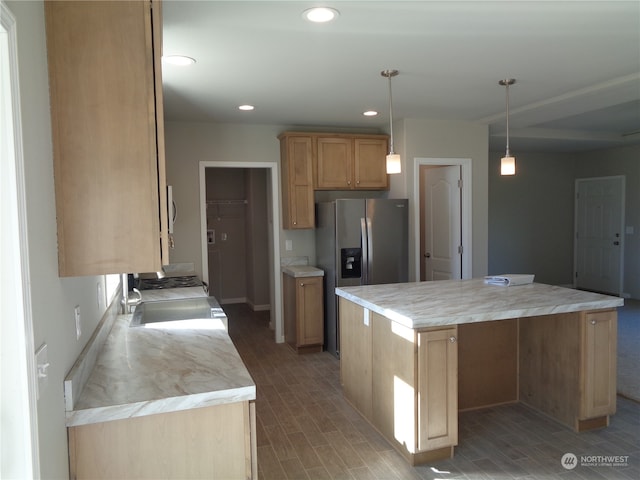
[335, 278, 623, 329]
[65, 315, 255, 427]
[138, 286, 208, 302]
[281, 265, 325, 278]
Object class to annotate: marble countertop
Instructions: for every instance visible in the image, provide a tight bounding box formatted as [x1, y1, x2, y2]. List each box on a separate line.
[65, 314, 255, 427]
[282, 265, 325, 278]
[138, 286, 208, 302]
[335, 278, 623, 329]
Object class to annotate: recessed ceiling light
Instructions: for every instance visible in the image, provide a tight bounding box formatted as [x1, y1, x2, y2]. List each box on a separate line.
[363, 110, 378, 117]
[163, 55, 196, 66]
[303, 7, 339, 23]
[238, 105, 255, 111]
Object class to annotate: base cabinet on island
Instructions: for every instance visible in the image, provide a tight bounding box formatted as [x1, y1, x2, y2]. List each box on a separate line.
[339, 298, 458, 465]
[519, 309, 617, 431]
[339, 292, 619, 466]
[68, 401, 257, 480]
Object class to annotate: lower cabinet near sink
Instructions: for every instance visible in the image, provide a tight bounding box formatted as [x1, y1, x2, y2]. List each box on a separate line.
[67, 401, 257, 479]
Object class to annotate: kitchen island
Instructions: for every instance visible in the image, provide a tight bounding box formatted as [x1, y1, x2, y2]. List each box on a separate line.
[335, 279, 623, 465]
[64, 301, 256, 479]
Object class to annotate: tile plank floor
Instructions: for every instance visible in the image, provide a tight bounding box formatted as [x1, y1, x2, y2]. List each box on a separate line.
[225, 304, 639, 480]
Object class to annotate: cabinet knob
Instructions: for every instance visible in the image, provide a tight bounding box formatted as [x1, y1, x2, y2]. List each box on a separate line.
[347, 181, 351, 185]
[449, 336, 457, 343]
[293, 221, 297, 225]
[591, 319, 596, 325]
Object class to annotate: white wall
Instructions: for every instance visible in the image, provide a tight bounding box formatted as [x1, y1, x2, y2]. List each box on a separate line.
[165, 122, 316, 277]
[576, 144, 640, 299]
[394, 118, 490, 280]
[7, 2, 109, 477]
[166, 119, 490, 283]
[488, 151, 577, 285]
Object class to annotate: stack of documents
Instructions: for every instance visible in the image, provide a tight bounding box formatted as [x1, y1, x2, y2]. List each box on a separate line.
[484, 274, 535, 286]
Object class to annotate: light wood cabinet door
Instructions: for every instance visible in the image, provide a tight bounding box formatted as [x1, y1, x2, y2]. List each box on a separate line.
[279, 135, 314, 229]
[354, 138, 389, 189]
[417, 327, 458, 451]
[45, 0, 168, 276]
[297, 276, 324, 346]
[316, 137, 353, 189]
[581, 310, 617, 419]
[283, 274, 324, 352]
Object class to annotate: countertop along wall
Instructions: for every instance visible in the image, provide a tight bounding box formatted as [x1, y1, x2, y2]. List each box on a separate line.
[7, 2, 111, 478]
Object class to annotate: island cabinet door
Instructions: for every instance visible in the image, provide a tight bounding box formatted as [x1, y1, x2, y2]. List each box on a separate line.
[417, 327, 458, 452]
[580, 310, 617, 420]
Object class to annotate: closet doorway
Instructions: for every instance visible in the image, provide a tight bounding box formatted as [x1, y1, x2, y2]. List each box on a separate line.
[199, 162, 283, 342]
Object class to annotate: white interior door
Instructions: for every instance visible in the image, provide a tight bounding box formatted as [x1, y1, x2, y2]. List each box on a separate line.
[421, 165, 462, 281]
[574, 176, 625, 296]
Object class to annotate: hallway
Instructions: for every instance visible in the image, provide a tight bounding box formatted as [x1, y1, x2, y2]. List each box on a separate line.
[225, 304, 639, 480]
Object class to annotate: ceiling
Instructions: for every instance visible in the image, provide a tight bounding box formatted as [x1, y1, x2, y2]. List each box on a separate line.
[161, 0, 640, 153]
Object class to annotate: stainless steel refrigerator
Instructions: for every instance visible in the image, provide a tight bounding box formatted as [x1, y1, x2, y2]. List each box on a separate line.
[316, 198, 409, 356]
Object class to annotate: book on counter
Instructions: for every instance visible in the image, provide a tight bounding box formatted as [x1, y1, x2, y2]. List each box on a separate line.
[484, 274, 535, 287]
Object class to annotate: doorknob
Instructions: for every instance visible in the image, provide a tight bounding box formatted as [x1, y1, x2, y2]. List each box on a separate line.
[424, 253, 431, 258]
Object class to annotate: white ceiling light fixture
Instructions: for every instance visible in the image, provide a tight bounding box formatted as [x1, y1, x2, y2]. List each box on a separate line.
[163, 55, 196, 66]
[381, 69, 401, 174]
[499, 78, 516, 176]
[303, 7, 339, 23]
[238, 104, 255, 111]
[363, 110, 378, 117]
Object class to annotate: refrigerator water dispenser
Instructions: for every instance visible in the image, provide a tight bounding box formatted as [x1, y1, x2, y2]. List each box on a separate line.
[341, 248, 361, 279]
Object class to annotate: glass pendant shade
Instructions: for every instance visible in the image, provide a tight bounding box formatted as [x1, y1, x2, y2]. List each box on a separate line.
[501, 155, 516, 175]
[386, 153, 401, 174]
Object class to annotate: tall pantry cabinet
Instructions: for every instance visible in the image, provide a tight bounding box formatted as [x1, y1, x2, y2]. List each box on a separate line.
[45, 0, 169, 276]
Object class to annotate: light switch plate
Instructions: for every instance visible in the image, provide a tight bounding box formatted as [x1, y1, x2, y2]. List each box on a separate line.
[74, 305, 81, 340]
[35, 343, 49, 400]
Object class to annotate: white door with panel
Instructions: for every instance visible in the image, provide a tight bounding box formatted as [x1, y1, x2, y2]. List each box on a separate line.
[574, 176, 624, 296]
[421, 165, 462, 281]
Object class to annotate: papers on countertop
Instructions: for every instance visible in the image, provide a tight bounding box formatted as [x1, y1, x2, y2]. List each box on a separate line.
[484, 274, 535, 287]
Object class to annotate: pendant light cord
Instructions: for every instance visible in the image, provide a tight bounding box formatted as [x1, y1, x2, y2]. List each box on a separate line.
[388, 74, 395, 154]
[505, 82, 511, 157]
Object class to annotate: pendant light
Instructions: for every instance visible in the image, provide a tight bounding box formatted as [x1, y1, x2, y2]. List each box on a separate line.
[381, 69, 401, 174]
[499, 78, 516, 175]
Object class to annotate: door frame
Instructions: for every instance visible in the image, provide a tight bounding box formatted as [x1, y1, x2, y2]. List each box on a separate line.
[573, 175, 625, 296]
[199, 161, 283, 343]
[1, 3, 39, 476]
[413, 157, 472, 280]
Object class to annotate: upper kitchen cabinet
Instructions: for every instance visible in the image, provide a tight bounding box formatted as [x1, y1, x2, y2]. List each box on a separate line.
[45, 0, 169, 276]
[316, 134, 389, 190]
[279, 133, 315, 229]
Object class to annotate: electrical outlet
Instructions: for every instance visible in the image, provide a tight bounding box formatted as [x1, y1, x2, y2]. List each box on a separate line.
[285, 239, 293, 251]
[74, 305, 81, 340]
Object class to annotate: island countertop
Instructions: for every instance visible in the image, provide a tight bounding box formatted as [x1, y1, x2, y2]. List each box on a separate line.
[65, 314, 255, 427]
[335, 278, 623, 329]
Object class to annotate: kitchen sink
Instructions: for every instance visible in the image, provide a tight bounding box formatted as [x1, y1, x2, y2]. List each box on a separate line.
[130, 297, 228, 330]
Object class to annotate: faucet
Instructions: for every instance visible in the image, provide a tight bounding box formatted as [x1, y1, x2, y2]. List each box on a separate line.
[120, 273, 142, 314]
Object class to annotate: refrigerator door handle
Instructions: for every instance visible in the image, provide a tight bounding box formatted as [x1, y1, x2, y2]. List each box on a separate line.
[360, 217, 368, 284]
[366, 217, 373, 285]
